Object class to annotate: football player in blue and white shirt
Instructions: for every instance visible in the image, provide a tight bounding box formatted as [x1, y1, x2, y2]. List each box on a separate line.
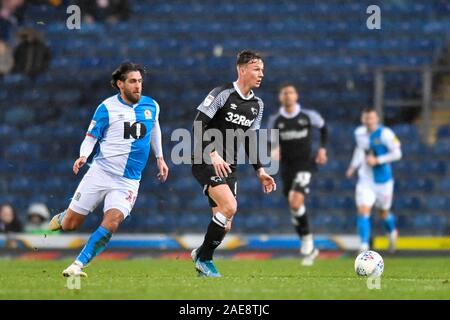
[346, 107, 402, 253]
[48, 62, 169, 277]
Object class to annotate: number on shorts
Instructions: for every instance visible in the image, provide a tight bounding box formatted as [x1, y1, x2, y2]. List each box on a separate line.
[294, 172, 311, 187]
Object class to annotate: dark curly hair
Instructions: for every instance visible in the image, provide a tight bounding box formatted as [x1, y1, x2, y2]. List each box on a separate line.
[110, 62, 145, 90]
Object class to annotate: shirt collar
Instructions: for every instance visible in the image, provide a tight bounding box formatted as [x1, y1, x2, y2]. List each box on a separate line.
[233, 81, 254, 100]
[279, 103, 301, 119]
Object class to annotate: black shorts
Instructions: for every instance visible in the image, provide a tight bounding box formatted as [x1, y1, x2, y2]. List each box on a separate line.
[281, 170, 313, 197]
[192, 164, 237, 207]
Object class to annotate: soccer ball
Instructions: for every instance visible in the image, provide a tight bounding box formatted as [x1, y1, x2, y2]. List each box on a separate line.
[354, 250, 384, 277]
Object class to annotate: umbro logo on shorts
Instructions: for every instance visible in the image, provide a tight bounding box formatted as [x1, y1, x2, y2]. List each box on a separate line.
[210, 176, 223, 183]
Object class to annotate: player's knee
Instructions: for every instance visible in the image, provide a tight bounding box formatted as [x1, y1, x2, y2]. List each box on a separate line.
[378, 210, 389, 219]
[220, 201, 237, 218]
[61, 218, 78, 231]
[290, 201, 305, 212]
[288, 194, 304, 210]
[102, 220, 121, 233]
[357, 210, 370, 217]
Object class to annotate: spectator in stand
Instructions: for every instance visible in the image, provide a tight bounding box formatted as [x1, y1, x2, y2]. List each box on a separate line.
[0, 203, 23, 248]
[76, 0, 130, 24]
[0, 203, 23, 233]
[0, 40, 14, 78]
[12, 27, 51, 78]
[0, 0, 25, 41]
[25, 202, 50, 234]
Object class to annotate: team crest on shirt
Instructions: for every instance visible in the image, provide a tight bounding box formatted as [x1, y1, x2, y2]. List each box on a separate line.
[251, 107, 258, 115]
[298, 119, 308, 126]
[144, 110, 152, 120]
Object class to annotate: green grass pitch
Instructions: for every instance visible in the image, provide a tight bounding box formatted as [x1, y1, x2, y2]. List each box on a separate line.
[0, 257, 449, 299]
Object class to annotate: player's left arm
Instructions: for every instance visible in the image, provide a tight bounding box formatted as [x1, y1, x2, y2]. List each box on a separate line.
[248, 98, 276, 193]
[151, 102, 168, 182]
[376, 128, 402, 164]
[307, 109, 328, 165]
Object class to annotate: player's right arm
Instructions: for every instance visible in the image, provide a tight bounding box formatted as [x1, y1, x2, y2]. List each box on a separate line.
[346, 129, 364, 178]
[193, 86, 232, 178]
[73, 104, 109, 175]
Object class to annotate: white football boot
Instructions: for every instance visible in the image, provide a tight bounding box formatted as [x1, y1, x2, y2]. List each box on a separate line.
[62, 261, 87, 277]
[388, 229, 398, 253]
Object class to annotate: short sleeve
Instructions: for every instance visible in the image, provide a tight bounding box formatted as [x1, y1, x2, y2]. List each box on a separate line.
[382, 128, 401, 150]
[154, 100, 160, 121]
[303, 109, 325, 128]
[86, 104, 109, 140]
[250, 97, 264, 130]
[197, 86, 231, 118]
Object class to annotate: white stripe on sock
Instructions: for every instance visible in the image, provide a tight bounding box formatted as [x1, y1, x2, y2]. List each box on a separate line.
[212, 212, 228, 227]
[290, 205, 306, 217]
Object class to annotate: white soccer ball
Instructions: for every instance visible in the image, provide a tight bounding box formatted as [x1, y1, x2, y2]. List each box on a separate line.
[354, 250, 384, 277]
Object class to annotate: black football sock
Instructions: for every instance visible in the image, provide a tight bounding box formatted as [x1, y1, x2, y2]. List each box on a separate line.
[290, 206, 310, 237]
[198, 212, 227, 261]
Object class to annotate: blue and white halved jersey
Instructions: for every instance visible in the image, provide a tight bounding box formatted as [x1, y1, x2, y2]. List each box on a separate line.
[353, 125, 401, 184]
[86, 94, 159, 181]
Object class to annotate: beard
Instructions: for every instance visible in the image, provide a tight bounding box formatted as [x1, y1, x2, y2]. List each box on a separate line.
[124, 90, 141, 104]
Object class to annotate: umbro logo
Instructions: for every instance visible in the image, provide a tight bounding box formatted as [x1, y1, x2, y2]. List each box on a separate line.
[230, 103, 238, 110]
[278, 123, 285, 129]
[211, 176, 223, 183]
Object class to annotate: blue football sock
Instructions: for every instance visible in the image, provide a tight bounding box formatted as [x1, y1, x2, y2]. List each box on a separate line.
[357, 216, 371, 245]
[76, 226, 112, 266]
[383, 213, 396, 233]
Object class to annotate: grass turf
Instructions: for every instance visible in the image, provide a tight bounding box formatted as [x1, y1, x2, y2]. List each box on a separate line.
[0, 257, 449, 299]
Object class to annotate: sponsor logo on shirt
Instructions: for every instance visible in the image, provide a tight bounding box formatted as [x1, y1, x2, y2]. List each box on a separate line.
[280, 129, 308, 140]
[225, 112, 255, 127]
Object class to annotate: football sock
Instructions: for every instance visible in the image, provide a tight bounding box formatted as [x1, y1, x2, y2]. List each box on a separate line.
[76, 226, 112, 266]
[383, 213, 396, 233]
[300, 233, 314, 255]
[357, 215, 371, 246]
[198, 212, 227, 261]
[290, 205, 310, 237]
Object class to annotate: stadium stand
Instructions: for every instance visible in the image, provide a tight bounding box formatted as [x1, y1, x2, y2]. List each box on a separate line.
[0, 0, 449, 235]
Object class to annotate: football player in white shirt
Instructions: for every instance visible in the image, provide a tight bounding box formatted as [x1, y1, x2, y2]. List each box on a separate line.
[48, 62, 169, 277]
[346, 107, 402, 253]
